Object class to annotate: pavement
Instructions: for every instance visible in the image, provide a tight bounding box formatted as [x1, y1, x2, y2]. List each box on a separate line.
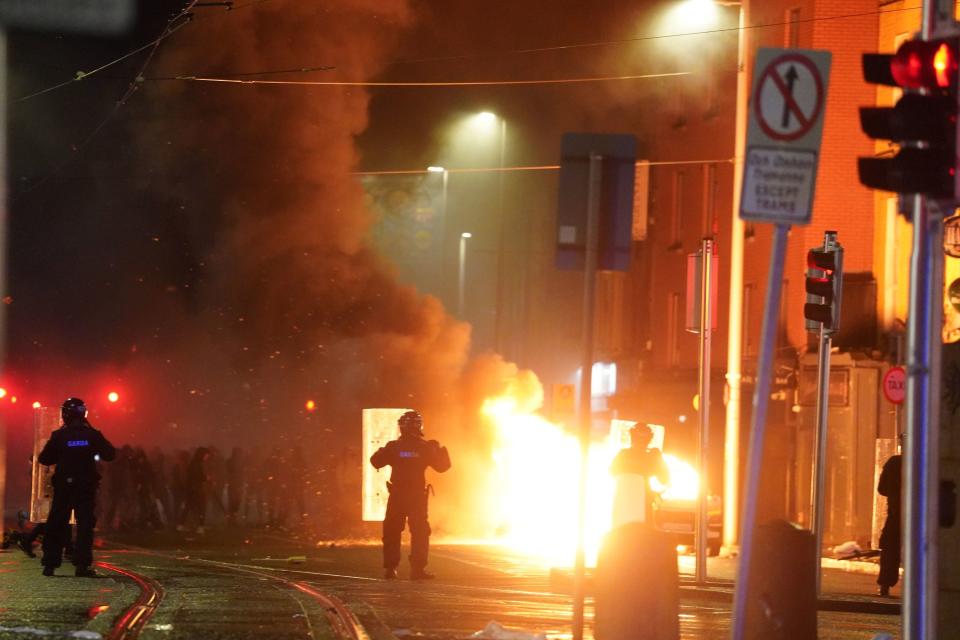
[0, 545, 143, 639]
[0, 532, 901, 640]
[675, 554, 901, 615]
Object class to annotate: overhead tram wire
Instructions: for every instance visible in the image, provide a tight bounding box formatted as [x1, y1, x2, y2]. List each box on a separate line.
[146, 71, 689, 87]
[352, 158, 733, 177]
[15, 3, 920, 104]
[12, 0, 207, 201]
[11, 13, 195, 104]
[379, 4, 922, 67]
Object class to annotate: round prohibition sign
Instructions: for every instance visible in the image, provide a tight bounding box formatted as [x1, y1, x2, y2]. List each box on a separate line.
[754, 53, 825, 142]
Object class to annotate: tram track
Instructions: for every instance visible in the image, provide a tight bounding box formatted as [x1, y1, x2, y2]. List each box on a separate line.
[99, 546, 374, 640]
[95, 560, 164, 640]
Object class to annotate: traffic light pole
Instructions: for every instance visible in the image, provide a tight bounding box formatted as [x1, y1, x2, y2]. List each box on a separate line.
[904, 193, 943, 640]
[731, 222, 790, 640]
[810, 230, 840, 596]
[810, 323, 831, 595]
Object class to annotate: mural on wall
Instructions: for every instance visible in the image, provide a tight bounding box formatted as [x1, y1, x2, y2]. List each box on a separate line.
[364, 174, 442, 262]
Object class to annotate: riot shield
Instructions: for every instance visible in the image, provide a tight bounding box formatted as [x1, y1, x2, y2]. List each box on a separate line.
[361, 408, 410, 521]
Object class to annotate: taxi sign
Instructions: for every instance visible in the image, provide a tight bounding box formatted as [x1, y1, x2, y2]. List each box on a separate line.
[741, 48, 832, 225]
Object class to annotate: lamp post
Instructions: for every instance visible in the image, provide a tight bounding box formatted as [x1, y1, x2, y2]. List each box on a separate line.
[722, 0, 749, 557]
[477, 113, 508, 356]
[459, 232, 472, 317]
[427, 165, 449, 214]
[674, 0, 749, 557]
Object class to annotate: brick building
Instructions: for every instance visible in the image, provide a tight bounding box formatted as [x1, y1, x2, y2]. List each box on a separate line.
[605, 0, 918, 551]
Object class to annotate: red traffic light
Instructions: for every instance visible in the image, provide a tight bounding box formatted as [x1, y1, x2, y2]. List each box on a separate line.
[863, 39, 959, 91]
[107, 391, 120, 403]
[892, 40, 957, 90]
[807, 248, 838, 274]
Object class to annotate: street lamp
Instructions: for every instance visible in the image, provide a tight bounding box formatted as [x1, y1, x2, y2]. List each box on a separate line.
[481, 114, 508, 355]
[459, 232, 472, 317]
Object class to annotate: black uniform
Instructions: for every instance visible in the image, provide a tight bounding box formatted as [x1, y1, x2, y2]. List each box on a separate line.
[370, 434, 450, 573]
[38, 418, 116, 570]
[877, 453, 902, 593]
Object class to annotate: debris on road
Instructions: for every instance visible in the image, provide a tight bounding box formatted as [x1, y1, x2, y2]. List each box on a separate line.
[468, 621, 547, 640]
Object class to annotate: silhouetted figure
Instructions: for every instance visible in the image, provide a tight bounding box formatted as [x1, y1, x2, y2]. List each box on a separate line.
[288, 447, 307, 524]
[132, 447, 162, 530]
[595, 424, 677, 640]
[38, 398, 116, 577]
[878, 447, 903, 597]
[184, 447, 211, 533]
[19, 522, 73, 559]
[226, 447, 245, 524]
[370, 410, 450, 580]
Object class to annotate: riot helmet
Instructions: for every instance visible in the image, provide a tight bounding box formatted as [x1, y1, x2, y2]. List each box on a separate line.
[61, 397, 88, 423]
[398, 410, 424, 437]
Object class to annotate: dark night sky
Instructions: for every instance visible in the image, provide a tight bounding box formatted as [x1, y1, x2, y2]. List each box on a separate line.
[2, 0, 730, 518]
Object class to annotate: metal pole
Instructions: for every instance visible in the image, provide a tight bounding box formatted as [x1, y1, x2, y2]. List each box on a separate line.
[724, 0, 750, 554]
[0, 30, 7, 530]
[902, 4, 945, 637]
[903, 193, 942, 640]
[810, 325, 831, 595]
[696, 237, 714, 584]
[458, 234, 469, 318]
[572, 152, 602, 640]
[494, 118, 508, 355]
[731, 223, 790, 640]
[810, 230, 838, 596]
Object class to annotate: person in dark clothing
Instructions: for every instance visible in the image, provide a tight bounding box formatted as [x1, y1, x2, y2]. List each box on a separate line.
[370, 410, 450, 580]
[596, 423, 677, 640]
[877, 443, 903, 597]
[609, 424, 670, 526]
[38, 397, 116, 577]
[183, 447, 211, 533]
[19, 522, 73, 559]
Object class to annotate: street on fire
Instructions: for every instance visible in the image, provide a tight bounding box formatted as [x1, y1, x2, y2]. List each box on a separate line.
[3, 0, 959, 638]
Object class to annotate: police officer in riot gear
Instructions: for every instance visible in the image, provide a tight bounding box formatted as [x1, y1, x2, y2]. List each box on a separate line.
[370, 410, 450, 580]
[38, 397, 116, 577]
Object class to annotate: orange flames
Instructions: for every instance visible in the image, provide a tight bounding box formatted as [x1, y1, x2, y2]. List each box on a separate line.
[479, 384, 701, 567]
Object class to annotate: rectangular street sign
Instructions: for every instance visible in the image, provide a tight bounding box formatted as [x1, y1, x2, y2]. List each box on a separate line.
[0, 0, 135, 36]
[556, 132, 636, 271]
[740, 48, 832, 225]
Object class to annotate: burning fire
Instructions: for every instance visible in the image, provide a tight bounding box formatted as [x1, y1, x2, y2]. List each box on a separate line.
[481, 392, 700, 566]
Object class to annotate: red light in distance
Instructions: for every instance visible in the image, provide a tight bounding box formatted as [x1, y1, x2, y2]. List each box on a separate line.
[107, 391, 120, 403]
[305, 399, 316, 411]
[32, 401, 41, 409]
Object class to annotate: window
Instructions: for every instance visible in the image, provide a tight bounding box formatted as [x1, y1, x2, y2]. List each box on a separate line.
[778, 279, 789, 346]
[785, 8, 801, 48]
[702, 164, 717, 236]
[667, 292, 682, 367]
[670, 171, 686, 249]
[743, 283, 756, 357]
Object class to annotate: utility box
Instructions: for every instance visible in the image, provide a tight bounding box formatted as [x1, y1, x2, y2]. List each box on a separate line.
[793, 353, 897, 547]
[744, 519, 816, 640]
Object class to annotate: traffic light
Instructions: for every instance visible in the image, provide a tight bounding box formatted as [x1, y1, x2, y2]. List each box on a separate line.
[858, 38, 959, 199]
[804, 244, 843, 333]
